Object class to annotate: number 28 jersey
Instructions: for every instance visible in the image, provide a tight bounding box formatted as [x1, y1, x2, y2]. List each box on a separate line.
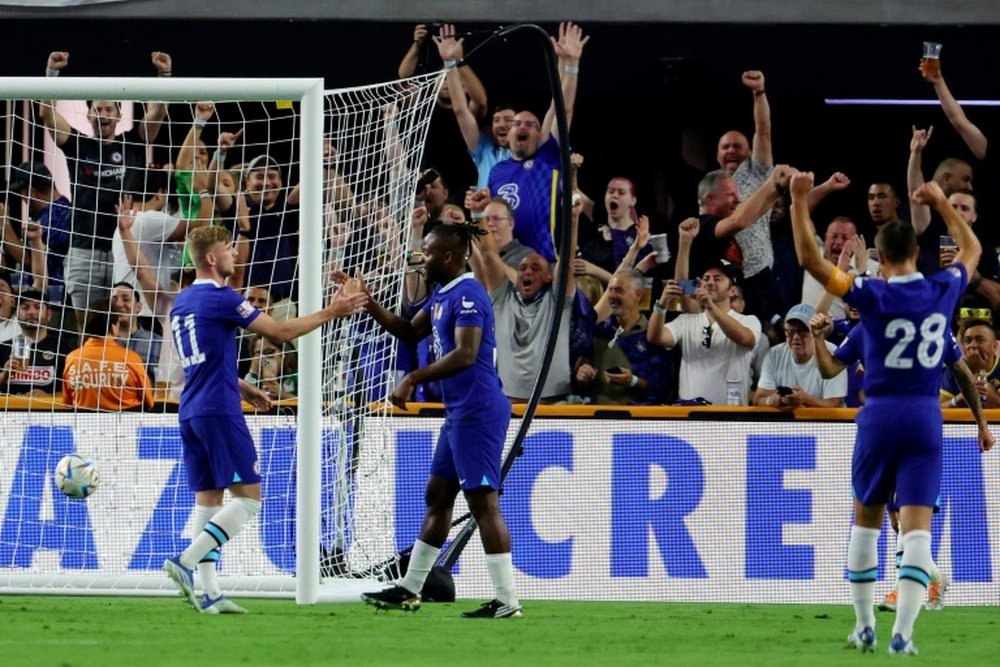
[170, 280, 261, 419]
[844, 265, 966, 398]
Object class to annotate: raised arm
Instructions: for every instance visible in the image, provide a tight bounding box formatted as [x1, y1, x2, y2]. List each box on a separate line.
[434, 25, 480, 151]
[923, 63, 988, 160]
[908, 125, 933, 235]
[742, 70, 772, 168]
[809, 313, 847, 379]
[913, 181, 981, 277]
[398, 24, 430, 79]
[541, 22, 589, 142]
[593, 215, 649, 321]
[38, 52, 73, 146]
[24, 222, 49, 295]
[176, 102, 214, 171]
[715, 165, 789, 238]
[790, 171, 845, 292]
[806, 172, 850, 212]
[136, 51, 171, 145]
[117, 196, 164, 299]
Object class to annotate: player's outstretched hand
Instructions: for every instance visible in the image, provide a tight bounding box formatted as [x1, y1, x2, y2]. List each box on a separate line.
[327, 285, 368, 318]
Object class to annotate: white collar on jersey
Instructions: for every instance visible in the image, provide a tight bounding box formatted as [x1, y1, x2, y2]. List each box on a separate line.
[192, 278, 225, 288]
[886, 272, 925, 284]
[437, 272, 476, 294]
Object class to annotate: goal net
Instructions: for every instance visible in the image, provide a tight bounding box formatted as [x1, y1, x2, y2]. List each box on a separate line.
[0, 72, 443, 602]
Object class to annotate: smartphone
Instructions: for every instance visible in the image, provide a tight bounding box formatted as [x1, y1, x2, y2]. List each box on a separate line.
[678, 279, 699, 296]
[777, 386, 793, 397]
[939, 235, 957, 250]
[606, 367, 623, 375]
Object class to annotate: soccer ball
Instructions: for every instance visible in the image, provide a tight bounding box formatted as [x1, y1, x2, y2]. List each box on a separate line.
[55, 454, 100, 499]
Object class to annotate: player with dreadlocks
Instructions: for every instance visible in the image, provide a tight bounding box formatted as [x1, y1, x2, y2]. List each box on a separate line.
[337, 222, 522, 619]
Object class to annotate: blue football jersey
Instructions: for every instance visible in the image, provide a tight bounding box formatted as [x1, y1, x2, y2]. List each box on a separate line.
[170, 280, 261, 419]
[834, 319, 960, 374]
[421, 273, 507, 417]
[842, 266, 966, 397]
[488, 137, 561, 261]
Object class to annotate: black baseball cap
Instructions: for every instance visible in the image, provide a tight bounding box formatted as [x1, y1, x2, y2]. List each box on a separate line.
[7, 161, 53, 192]
[700, 258, 743, 285]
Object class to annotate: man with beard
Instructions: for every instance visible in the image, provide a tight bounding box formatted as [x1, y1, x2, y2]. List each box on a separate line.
[0, 289, 76, 396]
[489, 22, 589, 262]
[434, 24, 514, 190]
[349, 223, 522, 619]
[38, 50, 170, 313]
[647, 260, 761, 405]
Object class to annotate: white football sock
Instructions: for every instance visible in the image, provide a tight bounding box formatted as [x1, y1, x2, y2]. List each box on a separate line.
[847, 525, 879, 632]
[192, 505, 223, 598]
[893, 530, 933, 641]
[485, 552, 519, 608]
[400, 539, 439, 596]
[180, 497, 260, 569]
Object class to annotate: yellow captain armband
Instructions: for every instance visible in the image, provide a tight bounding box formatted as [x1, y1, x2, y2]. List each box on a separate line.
[824, 267, 853, 297]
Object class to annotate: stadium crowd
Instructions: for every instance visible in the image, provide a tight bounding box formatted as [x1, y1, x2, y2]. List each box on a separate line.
[1, 22, 998, 410]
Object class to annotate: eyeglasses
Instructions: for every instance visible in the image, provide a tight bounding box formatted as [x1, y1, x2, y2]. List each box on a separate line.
[510, 120, 539, 129]
[702, 325, 713, 349]
[784, 327, 811, 339]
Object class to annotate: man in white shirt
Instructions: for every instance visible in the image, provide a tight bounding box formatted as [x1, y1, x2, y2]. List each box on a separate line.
[648, 260, 761, 405]
[754, 303, 848, 409]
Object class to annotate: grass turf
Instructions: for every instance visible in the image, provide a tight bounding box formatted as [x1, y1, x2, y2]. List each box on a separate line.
[0, 596, 996, 666]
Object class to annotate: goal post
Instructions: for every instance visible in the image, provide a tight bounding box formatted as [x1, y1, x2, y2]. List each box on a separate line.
[0, 72, 444, 603]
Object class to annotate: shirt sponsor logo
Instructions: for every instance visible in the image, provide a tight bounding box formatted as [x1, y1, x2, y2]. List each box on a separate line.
[10, 367, 54, 385]
[460, 297, 478, 314]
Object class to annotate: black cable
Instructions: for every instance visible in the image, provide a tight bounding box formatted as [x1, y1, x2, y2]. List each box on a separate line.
[439, 22, 574, 571]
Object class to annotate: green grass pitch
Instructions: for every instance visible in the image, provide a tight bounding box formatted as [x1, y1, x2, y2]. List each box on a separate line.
[0, 596, 996, 666]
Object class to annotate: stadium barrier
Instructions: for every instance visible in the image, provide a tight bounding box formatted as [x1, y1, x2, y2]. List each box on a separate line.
[0, 409, 995, 604]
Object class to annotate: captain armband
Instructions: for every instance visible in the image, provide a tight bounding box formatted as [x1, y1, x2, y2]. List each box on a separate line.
[824, 267, 853, 297]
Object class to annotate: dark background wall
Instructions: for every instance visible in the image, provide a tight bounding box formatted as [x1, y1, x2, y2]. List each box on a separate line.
[3, 18, 1000, 243]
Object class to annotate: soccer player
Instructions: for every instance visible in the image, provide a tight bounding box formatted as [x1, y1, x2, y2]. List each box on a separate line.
[162, 225, 368, 614]
[810, 313, 968, 612]
[789, 172, 993, 655]
[342, 222, 522, 619]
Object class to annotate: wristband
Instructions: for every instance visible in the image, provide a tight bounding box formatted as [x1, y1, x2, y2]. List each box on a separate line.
[45, 68, 60, 77]
[470, 211, 485, 221]
[950, 395, 959, 407]
[628, 375, 639, 388]
[653, 303, 667, 316]
[753, 89, 766, 96]
[443, 60, 457, 69]
[767, 394, 775, 407]
[212, 149, 227, 164]
[192, 117, 207, 129]
[158, 71, 172, 78]
[564, 65, 579, 74]
[198, 189, 212, 197]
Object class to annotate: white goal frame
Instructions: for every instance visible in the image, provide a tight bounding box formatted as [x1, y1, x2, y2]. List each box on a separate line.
[0, 76, 348, 604]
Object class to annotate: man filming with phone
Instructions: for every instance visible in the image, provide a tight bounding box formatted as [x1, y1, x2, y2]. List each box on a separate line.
[754, 303, 847, 409]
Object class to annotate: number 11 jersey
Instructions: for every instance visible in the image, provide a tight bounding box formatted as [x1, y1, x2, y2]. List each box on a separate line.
[170, 279, 261, 419]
